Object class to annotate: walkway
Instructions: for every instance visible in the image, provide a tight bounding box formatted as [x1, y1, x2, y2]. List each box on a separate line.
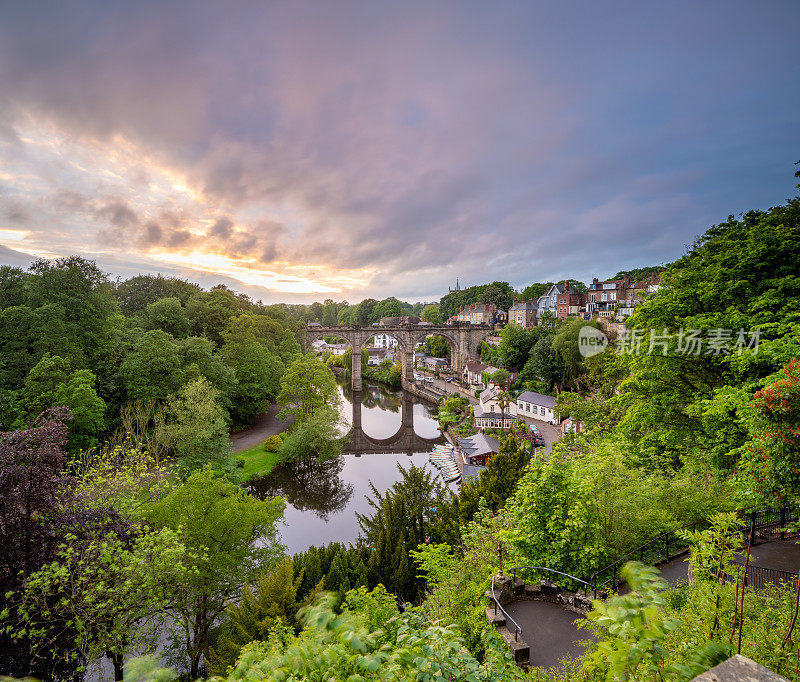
[229, 404, 291, 453]
[656, 538, 800, 587]
[504, 600, 595, 670]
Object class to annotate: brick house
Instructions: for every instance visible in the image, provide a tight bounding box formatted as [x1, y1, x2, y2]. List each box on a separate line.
[508, 300, 538, 328]
[555, 283, 587, 320]
[456, 303, 497, 324]
[586, 273, 661, 319]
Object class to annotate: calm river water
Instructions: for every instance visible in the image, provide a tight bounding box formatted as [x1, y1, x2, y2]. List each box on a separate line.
[247, 377, 449, 554]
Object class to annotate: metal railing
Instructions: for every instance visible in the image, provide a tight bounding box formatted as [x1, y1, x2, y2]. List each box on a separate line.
[490, 574, 523, 642]
[489, 566, 594, 643]
[588, 505, 799, 595]
[729, 560, 799, 592]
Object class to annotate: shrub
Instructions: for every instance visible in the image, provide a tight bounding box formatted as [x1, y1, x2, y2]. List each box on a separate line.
[263, 435, 283, 452]
[236, 456, 245, 468]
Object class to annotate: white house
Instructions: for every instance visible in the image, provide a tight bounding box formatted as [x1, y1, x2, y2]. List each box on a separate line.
[536, 284, 565, 321]
[516, 391, 558, 424]
[366, 348, 388, 366]
[474, 386, 518, 430]
[372, 333, 399, 349]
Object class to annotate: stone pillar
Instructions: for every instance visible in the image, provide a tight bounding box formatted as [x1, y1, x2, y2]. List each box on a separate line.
[400, 348, 415, 390]
[351, 343, 362, 392]
[352, 393, 362, 431]
[401, 395, 413, 430]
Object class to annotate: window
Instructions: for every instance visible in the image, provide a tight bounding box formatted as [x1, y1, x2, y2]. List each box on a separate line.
[610, 292, 616, 301]
[540, 407, 545, 415]
[601, 293, 607, 301]
[603, 283, 615, 290]
[590, 294, 596, 302]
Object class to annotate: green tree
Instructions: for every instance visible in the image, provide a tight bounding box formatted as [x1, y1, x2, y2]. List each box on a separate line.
[120, 330, 185, 402]
[207, 559, 301, 676]
[422, 334, 450, 358]
[520, 282, 553, 302]
[552, 319, 601, 390]
[17, 354, 106, 452]
[277, 353, 341, 423]
[420, 304, 442, 324]
[278, 408, 343, 462]
[144, 469, 285, 679]
[139, 297, 190, 338]
[162, 377, 232, 475]
[222, 336, 285, 425]
[12, 526, 191, 681]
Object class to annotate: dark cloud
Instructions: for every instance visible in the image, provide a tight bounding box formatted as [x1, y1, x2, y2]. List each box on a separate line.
[0, 0, 798, 300]
[209, 217, 233, 239]
[143, 221, 162, 245]
[96, 200, 138, 228]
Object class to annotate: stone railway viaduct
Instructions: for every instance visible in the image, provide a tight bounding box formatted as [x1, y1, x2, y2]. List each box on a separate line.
[306, 320, 495, 391]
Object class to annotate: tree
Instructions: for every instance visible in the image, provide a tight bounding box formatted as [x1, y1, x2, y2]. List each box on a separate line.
[551, 319, 601, 390]
[278, 408, 343, 462]
[139, 297, 190, 338]
[162, 377, 232, 475]
[144, 469, 285, 679]
[523, 333, 565, 392]
[741, 358, 800, 505]
[357, 465, 448, 602]
[13, 526, 191, 681]
[422, 334, 450, 358]
[120, 330, 185, 402]
[521, 282, 553, 302]
[277, 353, 341, 423]
[207, 559, 301, 676]
[222, 336, 285, 424]
[17, 354, 106, 453]
[420, 304, 442, 324]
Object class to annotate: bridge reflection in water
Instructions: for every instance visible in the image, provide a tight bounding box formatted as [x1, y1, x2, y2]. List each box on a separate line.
[341, 383, 445, 456]
[246, 381, 446, 546]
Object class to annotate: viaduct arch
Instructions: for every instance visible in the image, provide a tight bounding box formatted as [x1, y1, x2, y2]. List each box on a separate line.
[306, 322, 495, 391]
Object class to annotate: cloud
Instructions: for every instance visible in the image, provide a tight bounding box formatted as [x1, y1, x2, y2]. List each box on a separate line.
[0, 1, 797, 301]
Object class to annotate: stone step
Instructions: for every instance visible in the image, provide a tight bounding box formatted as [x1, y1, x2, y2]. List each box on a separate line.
[486, 607, 505, 626]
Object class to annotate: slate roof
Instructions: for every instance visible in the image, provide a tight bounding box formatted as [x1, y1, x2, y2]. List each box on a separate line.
[509, 300, 538, 311]
[457, 432, 501, 458]
[517, 391, 557, 409]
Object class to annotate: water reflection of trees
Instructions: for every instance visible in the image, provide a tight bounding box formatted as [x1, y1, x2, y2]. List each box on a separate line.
[247, 457, 354, 521]
[338, 376, 401, 413]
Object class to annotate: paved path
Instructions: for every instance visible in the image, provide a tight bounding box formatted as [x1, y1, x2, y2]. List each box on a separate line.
[229, 404, 291, 453]
[649, 538, 800, 587]
[504, 601, 595, 670]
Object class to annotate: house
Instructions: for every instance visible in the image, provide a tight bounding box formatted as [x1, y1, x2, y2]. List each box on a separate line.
[455, 432, 501, 480]
[494, 309, 508, 325]
[516, 390, 559, 424]
[556, 283, 587, 320]
[508, 300, 538, 328]
[366, 348, 388, 366]
[463, 360, 490, 385]
[455, 303, 496, 324]
[474, 386, 518, 430]
[421, 356, 448, 371]
[537, 284, 566, 321]
[561, 417, 584, 436]
[311, 339, 327, 352]
[372, 333, 399, 349]
[327, 343, 349, 356]
[586, 273, 661, 319]
[307, 321, 322, 328]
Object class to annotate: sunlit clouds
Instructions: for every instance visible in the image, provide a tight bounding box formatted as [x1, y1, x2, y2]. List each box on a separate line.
[0, 1, 798, 301]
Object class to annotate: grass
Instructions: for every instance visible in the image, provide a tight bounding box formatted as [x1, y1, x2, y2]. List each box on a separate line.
[233, 443, 285, 481]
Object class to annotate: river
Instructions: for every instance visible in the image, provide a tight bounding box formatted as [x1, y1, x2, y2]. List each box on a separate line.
[246, 376, 451, 554]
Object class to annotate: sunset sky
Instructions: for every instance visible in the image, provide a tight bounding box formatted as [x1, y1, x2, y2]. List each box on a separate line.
[0, 1, 798, 303]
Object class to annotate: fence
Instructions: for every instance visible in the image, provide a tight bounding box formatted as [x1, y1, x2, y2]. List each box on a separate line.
[588, 505, 799, 595]
[729, 560, 799, 592]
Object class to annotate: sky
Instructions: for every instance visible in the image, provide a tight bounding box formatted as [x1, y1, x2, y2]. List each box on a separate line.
[0, 1, 798, 304]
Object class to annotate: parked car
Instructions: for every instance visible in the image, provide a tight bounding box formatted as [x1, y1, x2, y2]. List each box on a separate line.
[445, 377, 453, 382]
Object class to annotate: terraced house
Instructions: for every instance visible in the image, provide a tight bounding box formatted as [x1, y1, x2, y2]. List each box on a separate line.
[586, 274, 661, 319]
